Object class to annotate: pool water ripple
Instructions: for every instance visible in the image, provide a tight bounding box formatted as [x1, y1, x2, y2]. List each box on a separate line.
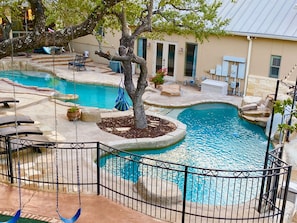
[0, 70, 132, 109]
[102, 103, 269, 205]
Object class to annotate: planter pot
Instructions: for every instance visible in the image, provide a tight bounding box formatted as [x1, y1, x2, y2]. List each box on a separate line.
[153, 83, 163, 88]
[67, 109, 81, 121]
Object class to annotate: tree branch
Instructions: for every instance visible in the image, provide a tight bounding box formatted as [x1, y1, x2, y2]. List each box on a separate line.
[29, 0, 46, 32]
[0, 0, 122, 59]
[95, 50, 131, 62]
[132, 0, 153, 37]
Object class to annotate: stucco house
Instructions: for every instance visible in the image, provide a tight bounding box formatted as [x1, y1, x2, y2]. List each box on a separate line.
[72, 0, 297, 99]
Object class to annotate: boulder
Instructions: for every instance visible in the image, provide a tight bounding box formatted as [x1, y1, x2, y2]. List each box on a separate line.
[81, 108, 101, 122]
[160, 84, 181, 96]
[242, 96, 262, 106]
[134, 176, 182, 205]
[239, 103, 258, 112]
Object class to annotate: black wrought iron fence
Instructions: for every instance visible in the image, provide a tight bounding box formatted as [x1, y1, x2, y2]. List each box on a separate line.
[0, 137, 291, 223]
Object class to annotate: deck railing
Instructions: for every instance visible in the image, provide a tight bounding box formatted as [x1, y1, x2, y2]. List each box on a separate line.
[0, 137, 292, 223]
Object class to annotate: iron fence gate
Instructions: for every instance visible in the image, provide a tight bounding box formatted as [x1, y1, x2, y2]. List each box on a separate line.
[0, 137, 292, 223]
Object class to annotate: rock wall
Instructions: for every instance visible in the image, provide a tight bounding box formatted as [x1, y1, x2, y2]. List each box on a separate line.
[0, 60, 54, 75]
[246, 75, 292, 98]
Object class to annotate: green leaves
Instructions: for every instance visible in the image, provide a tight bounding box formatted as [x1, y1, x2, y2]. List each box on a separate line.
[147, 0, 229, 42]
[278, 123, 295, 134]
[274, 98, 297, 141]
[45, 0, 99, 27]
[274, 98, 293, 115]
[1, 0, 229, 43]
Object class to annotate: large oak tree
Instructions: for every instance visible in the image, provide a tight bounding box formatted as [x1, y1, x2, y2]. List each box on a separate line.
[0, 0, 230, 129]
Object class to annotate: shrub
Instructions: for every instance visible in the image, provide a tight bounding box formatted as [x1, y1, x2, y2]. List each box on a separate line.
[151, 68, 167, 87]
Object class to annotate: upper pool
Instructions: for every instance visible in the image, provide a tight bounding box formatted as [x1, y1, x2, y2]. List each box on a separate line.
[0, 70, 132, 109]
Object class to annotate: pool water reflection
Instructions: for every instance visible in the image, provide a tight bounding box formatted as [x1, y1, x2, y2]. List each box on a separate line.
[0, 70, 132, 109]
[101, 103, 269, 204]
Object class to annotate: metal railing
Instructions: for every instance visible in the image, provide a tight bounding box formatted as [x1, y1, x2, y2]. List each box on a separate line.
[0, 137, 291, 223]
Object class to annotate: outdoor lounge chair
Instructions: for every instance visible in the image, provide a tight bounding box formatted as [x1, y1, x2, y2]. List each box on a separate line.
[6, 135, 55, 154]
[68, 54, 87, 71]
[0, 126, 47, 154]
[0, 97, 19, 108]
[0, 125, 43, 137]
[0, 115, 34, 126]
[68, 54, 80, 69]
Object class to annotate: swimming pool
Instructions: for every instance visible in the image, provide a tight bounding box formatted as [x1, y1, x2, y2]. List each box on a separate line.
[101, 103, 269, 204]
[0, 70, 132, 109]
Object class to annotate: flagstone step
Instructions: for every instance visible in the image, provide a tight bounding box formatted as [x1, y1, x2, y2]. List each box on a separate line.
[241, 115, 268, 127]
[241, 109, 271, 117]
[28, 52, 117, 75]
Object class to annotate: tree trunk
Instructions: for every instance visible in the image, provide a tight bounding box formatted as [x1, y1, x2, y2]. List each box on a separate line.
[119, 36, 148, 129]
[133, 93, 148, 129]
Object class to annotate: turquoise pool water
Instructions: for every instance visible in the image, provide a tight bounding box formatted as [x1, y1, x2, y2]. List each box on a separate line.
[101, 103, 269, 205]
[0, 70, 132, 109]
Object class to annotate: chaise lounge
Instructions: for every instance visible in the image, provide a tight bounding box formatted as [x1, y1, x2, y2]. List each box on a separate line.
[0, 97, 19, 108]
[7, 135, 54, 154]
[0, 123, 50, 154]
[0, 115, 34, 126]
[0, 125, 43, 137]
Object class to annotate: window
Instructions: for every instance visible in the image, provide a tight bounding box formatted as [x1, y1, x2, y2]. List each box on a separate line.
[137, 38, 147, 60]
[269, 55, 281, 78]
[167, 44, 176, 76]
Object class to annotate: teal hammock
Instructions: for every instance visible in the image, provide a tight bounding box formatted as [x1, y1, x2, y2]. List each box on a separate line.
[114, 77, 130, 111]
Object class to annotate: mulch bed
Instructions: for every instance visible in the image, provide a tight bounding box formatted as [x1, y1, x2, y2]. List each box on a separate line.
[97, 115, 177, 138]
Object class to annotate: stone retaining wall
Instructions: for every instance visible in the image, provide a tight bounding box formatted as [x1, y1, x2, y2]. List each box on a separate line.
[0, 60, 54, 75]
[246, 75, 293, 98]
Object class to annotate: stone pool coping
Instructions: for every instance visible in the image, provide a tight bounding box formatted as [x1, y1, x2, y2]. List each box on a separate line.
[106, 111, 187, 151]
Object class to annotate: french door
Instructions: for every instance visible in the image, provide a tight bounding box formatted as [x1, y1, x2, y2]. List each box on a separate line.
[155, 42, 176, 81]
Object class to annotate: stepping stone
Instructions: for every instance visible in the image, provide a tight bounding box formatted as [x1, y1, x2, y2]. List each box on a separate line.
[134, 176, 182, 205]
[115, 127, 130, 132]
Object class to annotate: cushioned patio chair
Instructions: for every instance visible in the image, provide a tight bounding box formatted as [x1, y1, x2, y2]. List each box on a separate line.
[0, 115, 34, 126]
[0, 125, 50, 154]
[0, 125, 43, 137]
[0, 97, 19, 108]
[68, 55, 87, 71]
[7, 135, 54, 154]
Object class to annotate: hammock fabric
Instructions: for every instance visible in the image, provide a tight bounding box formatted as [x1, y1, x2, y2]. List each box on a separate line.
[1, 210, 21, 223]
[114, 86, 130, 111]
[58, 208, 81, 223]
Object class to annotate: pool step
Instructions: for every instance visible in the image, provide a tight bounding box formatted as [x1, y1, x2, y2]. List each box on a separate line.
[241, 115, 268, 127]
[31, 54, 93, 66]
[29, 53, 117, 75]
[240, 108, 271, 117]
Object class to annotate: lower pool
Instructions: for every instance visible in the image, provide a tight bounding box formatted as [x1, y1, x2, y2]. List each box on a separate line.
[0, 70, 132, 109]
[101, 103, 269, 205]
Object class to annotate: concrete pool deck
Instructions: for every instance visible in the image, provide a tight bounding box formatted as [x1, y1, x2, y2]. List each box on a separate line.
[0, 55, 296, 222]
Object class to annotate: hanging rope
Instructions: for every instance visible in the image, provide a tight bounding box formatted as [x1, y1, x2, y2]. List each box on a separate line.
[51, 27, 81, 223]
[0, 38, 22, 223]
[280, 64, 297, 89]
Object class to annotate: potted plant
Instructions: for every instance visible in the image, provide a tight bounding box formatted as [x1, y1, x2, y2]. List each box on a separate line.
[151, 68, 167, 88]
[67, 106, 81, 121]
